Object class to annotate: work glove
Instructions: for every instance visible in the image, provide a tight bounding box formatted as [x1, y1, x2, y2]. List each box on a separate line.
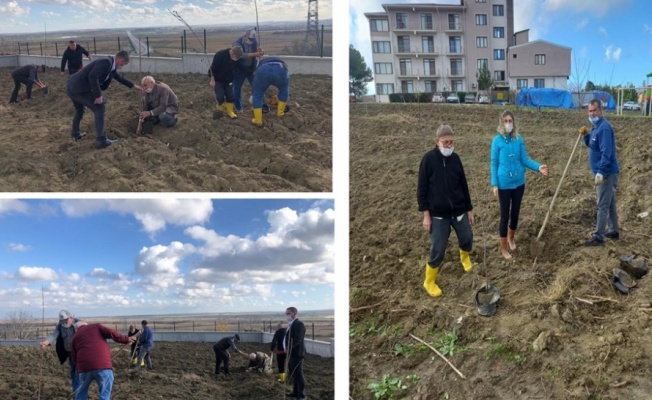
[579, 126, 589, 135]
[595, 173, 604, 186]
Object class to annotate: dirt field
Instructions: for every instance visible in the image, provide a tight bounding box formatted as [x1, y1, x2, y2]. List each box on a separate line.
[0, 342, 333, 399]
[0, 67, 331, 192]
[350, 103, 652, 399]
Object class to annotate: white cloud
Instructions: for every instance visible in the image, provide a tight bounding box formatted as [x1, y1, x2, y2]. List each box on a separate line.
[575, 17, 588, 31]
[604, 45, 622, 62]
[645, 24, 652, 34]
[598, 26, 608, 37]
[60, 199, 213, 235]
[0, 1, 30, 18]
[87, 268, 121, 280]
[612, 47, 622, 61]
[7, 243, 30, 252]
[135, 241, 195, 289]
[16, 266, 58, 281]
[0, 200, 29, 215]
[542, 0, 630, 17]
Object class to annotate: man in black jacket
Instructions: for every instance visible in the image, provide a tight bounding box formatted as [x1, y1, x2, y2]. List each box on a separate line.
[213, 334, 247, 375]
[65, 50, 142, 148]
[285, 307, 306, 400]
[271, 322, 287, 382]
[39, 310, 80, 394]
[9, 64, 46, 103]
[417, 124, 475, 297]
[209, 45, 243, 119]
[60, 40, 92, 76]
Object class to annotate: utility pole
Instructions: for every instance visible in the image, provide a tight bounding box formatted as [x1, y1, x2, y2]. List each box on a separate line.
[302, 0, 319, 56]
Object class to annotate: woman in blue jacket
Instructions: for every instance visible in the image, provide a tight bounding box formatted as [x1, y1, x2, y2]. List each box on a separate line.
[491, 110, 548, 259]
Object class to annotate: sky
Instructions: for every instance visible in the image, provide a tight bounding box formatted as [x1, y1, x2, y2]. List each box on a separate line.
[0, 0, 333, 34]
[350, 0, 652, 94]
[0, 198, 334, 318]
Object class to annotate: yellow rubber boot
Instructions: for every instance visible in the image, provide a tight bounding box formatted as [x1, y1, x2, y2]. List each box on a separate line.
[277, 101, 286, 117]
[251, 108, 263, 127]
[460, 250, 473, 272]
[423, 263, 442, 297]
[225, 102, 238, 119]
[277, 372, 286, 382]
[216, 103, 226, 111]
[131, 357, 137, 365]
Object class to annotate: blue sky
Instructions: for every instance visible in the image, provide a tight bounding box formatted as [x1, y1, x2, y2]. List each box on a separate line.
[350, 0, 652, 93]
[0, 199, 334, 318]
[0, 0, 333, 34]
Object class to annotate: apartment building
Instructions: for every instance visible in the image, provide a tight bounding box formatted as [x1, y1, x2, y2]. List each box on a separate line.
[509, 30, 571, 91]
[365, 1, 570, 102]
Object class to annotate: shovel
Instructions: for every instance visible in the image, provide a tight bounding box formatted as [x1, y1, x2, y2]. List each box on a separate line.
[531, 127, 586, 259]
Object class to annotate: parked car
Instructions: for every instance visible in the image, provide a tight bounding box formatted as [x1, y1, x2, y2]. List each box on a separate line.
[432, 92, 445, 103]
[464, 93, 477, 103]
[581, 100, 606, 109]
[623, 101, 641, 111]
[478, 91, 490, 104]
[446, 93, 460, 103]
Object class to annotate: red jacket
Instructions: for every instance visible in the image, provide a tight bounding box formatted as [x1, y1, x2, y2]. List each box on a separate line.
[71, 323, 131, 373]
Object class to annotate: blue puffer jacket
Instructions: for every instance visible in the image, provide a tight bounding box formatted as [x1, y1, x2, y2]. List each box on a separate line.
[491, 132, 540, 189]
[584, 117, 620, 176]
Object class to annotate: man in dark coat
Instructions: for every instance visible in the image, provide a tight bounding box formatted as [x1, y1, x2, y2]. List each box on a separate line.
[9, 64, 46, 103]
[285, 307, 306, 400]
[60, 40, 92, 76]
[213, 334, 247, 375]
[65, 50, 142, 148]
[209, 45, 243, 119]
[271, 322, 287, 382]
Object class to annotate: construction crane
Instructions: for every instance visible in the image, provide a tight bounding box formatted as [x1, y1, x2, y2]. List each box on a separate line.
[302, 0, 320, 56]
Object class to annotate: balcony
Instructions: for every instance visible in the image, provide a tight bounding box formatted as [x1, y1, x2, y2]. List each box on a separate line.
[446, 47, 464, 56]
[445, 22, 463, 33]
[393, 21, 437, 32]
[449, 68, 465, 77]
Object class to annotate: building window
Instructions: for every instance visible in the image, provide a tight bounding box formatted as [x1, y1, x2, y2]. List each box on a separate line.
[397, 36, 410, 52]
[451, 80, 463, 91]
[374, 63, 393, 74]
[370, 19, 389, 31]
[494, 70, 505, 81]
[493, 5, 504, 16]
[493, 27, 505, 38]
[422, 36, 434, 53]
[449, 36, 461, 53]
[399, 59, 412, 75]
[535, 54, 546, 65]
[477, 58, 488, 70]
[476, 0, 487, 3]
[517, 79, 528, 89]
[396, 13, 408, 29]
[534, 79, 545, 88]
[421, 14, 433, 30]
[376, 83, 395, 95]
[448, 14, 460, 30]
[475, 14, 487, 25]
[401, 80, 414, 93]
[425, 80, 437, 93]
[372, 41, 391, 53]
[423, 59, 436, 75]
[493, 49, 505, 60]
[476, 36, 488, 48]
[450, 59, 462, 76]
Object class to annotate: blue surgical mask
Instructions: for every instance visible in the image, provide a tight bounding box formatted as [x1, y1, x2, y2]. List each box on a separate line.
[588, 116, 599, 125]
[440, 146, 454, 157]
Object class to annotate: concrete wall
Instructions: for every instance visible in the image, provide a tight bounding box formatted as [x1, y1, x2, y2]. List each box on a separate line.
[10, 54, 331, 76]
[0, 331, 335, 358]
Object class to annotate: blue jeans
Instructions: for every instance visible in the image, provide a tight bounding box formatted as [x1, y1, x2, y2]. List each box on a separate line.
[233, 69, 254, 111]
[136, 344, 153, 369]
[66, 83, 107, 143]
[594, 173, 619, 240]
[69, 357, 80, 393]
[428, 213, 473, 267]
[75, 369, 114, 400]
[251, 63, 290, 109]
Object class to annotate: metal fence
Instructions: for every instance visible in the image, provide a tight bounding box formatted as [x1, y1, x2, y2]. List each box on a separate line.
[0, 26, 332, 58]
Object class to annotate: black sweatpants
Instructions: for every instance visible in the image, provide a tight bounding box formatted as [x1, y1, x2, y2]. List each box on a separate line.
[276, 352, 286, 373]
[213, 345, 230, 374]
[498, 184, 526, 237]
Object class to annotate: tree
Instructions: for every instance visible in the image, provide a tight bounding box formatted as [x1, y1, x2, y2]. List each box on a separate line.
[349, 44, 373, 98]
[476, 67, 492, 90]
[585, 80, 596, 91]
[5, 308, 35, 340]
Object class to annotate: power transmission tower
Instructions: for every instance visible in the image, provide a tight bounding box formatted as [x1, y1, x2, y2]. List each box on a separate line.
[302, 0, 320, 56]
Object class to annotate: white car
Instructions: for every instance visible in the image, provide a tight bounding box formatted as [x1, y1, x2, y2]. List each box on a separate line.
[446, 93, 460, 103]
[623, 101, 641, 111]
[432, 92, 445, 103]
[478, 91, 490, 104]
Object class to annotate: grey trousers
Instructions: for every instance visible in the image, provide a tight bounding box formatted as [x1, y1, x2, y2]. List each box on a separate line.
[594, 173, 619, 240]
[428, 213, 473, 267]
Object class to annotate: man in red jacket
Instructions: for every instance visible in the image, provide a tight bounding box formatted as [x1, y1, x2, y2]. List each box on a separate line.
[70, 321, 135, 400]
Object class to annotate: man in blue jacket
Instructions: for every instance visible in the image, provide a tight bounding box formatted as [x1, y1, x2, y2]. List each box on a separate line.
[583, 99, 620, 246]
[417, 124, 474, 297]
[65, 50, 142, 148]
[132, 320, 154, 370]
[250, 57, 290, 127]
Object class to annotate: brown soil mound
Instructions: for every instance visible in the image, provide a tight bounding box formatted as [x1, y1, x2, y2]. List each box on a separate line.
[0, 342, 333, 399]
[350, 103, 652, 399]
[0, 67, 331, 192]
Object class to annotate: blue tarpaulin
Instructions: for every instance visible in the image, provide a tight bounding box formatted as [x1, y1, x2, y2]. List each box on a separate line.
[584, 90, 616, 110]
[517, 88, 575, 109]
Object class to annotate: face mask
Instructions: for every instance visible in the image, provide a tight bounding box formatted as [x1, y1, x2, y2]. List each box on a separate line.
[286, 315, 294, 323]
[588, 116, 599, 125]
[504, 123, 513, 133]
[440, 146, 454, 157]
[145, 87, 153, 93]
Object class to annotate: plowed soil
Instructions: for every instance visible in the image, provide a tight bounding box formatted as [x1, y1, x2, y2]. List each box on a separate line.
[350, 103, 652, 400]
[0, 67, 332, 192]
[0, 342, 333, 399]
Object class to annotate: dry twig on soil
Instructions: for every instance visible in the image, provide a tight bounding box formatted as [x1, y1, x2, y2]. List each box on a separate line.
[409, 333, 466, 379]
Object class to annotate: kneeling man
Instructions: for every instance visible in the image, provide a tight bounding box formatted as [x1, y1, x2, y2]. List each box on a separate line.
[139, 75, 179, 129]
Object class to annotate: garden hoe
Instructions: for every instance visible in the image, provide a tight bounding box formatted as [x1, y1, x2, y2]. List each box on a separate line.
[531, 126, 586, 260]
